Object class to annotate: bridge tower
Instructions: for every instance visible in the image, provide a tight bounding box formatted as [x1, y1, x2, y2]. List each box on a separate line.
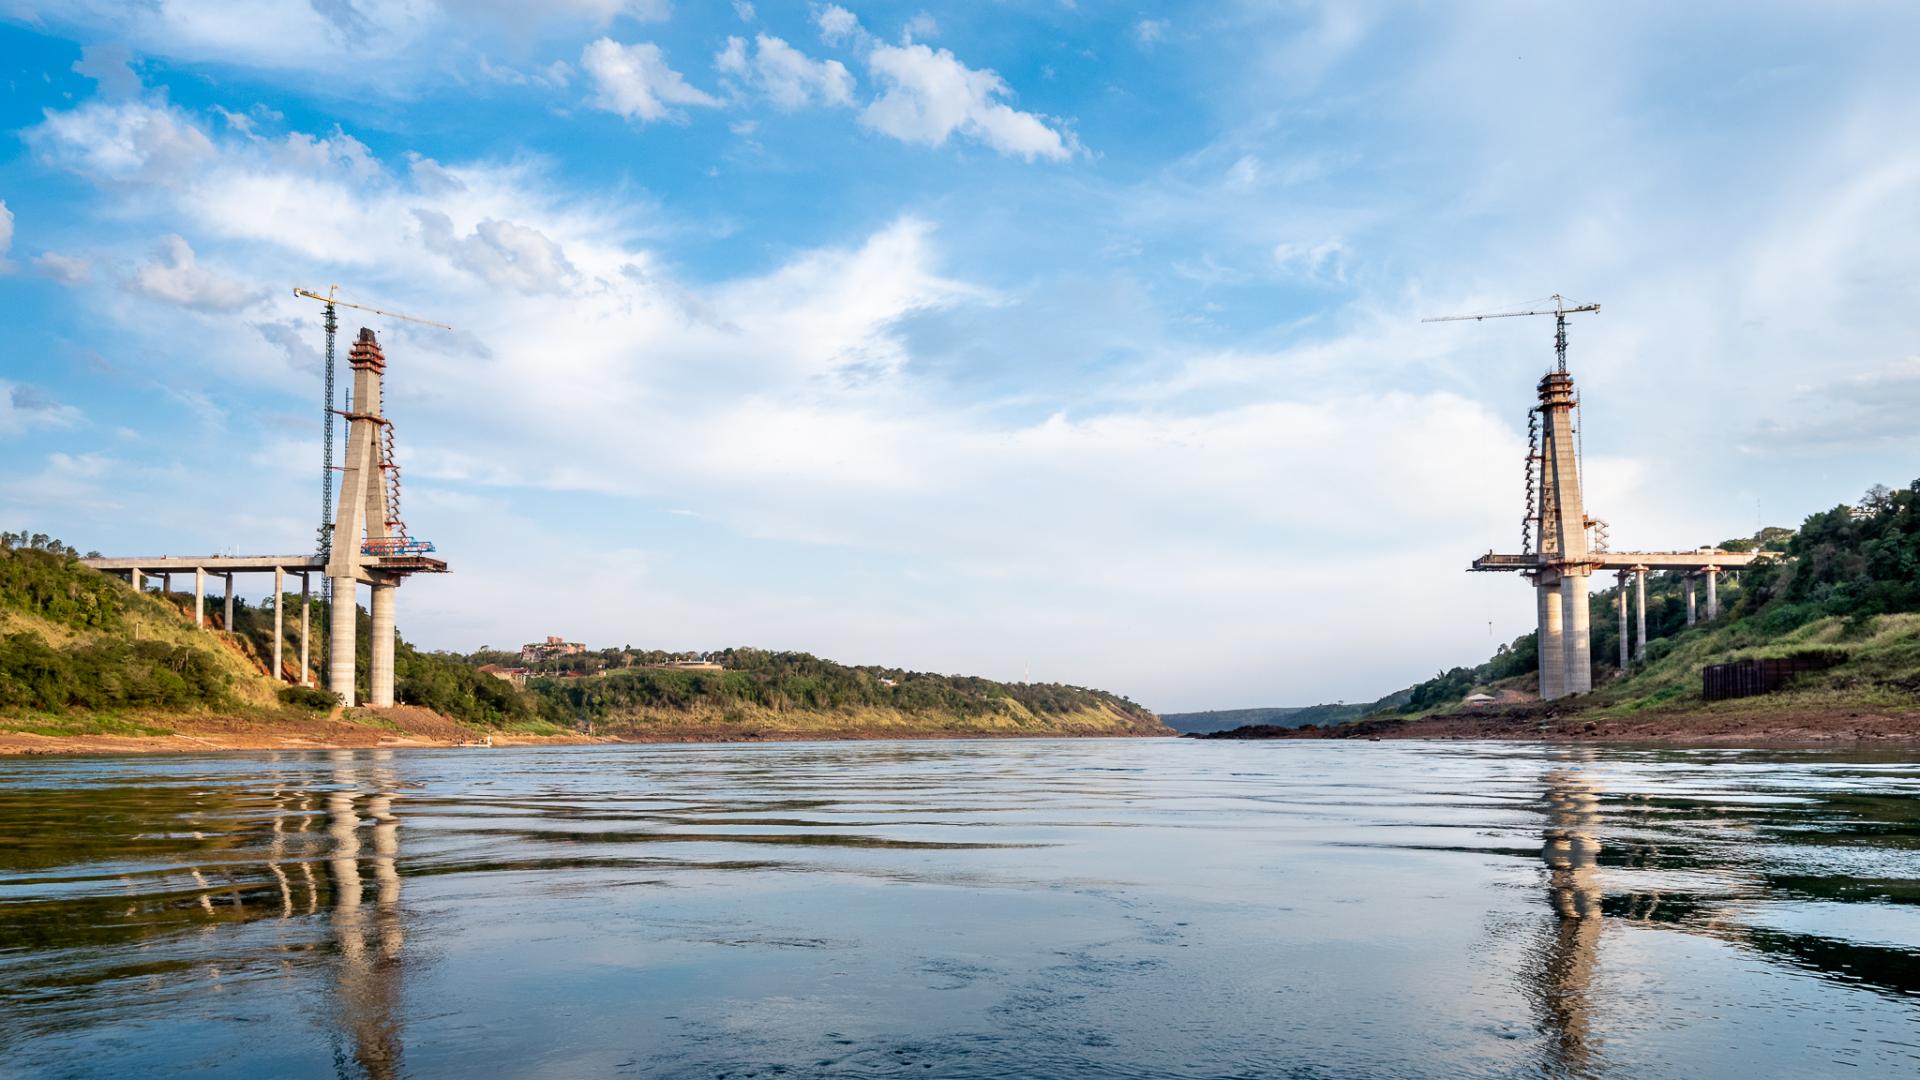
[324, 329, 445, 707]
[327, 330, 396, 706]
[1532, 370, 1592, 698]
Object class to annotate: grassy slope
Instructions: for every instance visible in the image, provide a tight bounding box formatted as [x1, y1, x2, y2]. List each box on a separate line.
[1365, 612, 1920, 732]
[1587, 612, 1920, 718]
[0, 578, 301, 738]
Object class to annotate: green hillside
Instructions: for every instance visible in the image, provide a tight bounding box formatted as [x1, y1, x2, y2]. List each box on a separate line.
[507, 646, 1166, 738]
[0, 535, 1164, 743]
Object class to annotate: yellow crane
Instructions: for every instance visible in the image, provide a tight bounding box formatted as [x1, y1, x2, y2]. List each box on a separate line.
[291, 286, 451, 560]
[292, 286, 454, 330]
[1421, 293, 1599, 373]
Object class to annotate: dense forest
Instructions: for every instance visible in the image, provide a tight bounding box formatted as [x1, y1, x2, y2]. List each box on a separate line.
[1380, 479, 1920, 714]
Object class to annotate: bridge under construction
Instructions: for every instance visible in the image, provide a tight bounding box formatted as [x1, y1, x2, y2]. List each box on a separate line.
[1437, 298, 1761, 700]
[85, 299, 448, 708]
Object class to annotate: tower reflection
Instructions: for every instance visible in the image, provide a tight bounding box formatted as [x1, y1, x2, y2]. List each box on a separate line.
[1534, 762, 1604, 1078]
[325, 750, 406, 1080]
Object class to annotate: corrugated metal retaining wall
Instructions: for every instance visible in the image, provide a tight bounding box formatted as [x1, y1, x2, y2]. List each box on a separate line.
[1702, 653, 1842, 701]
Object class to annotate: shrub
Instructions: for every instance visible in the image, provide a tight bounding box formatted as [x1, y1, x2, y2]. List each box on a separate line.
[279, 685, 340, 710]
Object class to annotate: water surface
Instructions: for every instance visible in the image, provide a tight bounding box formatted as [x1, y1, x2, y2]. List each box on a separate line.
[0, 739, 1915, 1078]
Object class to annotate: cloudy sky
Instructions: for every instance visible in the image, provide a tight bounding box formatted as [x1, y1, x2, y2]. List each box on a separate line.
[1, 2, 1915, 711]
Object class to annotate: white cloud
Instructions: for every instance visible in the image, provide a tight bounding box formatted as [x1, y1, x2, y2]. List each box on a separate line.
[733, 1, 755, 21]
[27, 98, 216, 184]
[581, 38, 722, 122]
[0, 200, 11, 262]
[718, 34, 855, 110]
[862, 43, 1077, 161]
[813, 3, 864, 47]
[415, 210, 580, 294]
[72, 43, 141, 97]
[903, 12, 937, 41]
[130, 234, 265, 312]
[33, 252, 93, 285]
[18, 0, 669, 87]
[1273, 237, 1347, 282]
[0, 382, 84, 437]
[1135, 18, 1168, 46]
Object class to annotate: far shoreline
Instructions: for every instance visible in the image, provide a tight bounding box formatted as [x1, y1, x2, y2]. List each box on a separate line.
[1190, 701, 1920, 745]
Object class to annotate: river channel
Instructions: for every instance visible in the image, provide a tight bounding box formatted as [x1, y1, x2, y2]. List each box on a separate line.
[0, 739, 1915, 1078]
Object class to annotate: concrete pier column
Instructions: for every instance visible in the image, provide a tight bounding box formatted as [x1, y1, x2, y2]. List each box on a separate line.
[223, 573, 235, 631]
[273, 567, 285, 682]
[1706, 568, 1719, 621]
[300, 575, 312, 687]
[1562, 573, 1592, 696]
[1538, 582, 1566, 701]
[368, 583, 396, 708]
[1687, 579, 1697, 626]
[1634, 570, 1649, 660]
[329, 578, 357, 707]
[130, 567, 143, 592]
[194, 567, 206, 628]
[1616, 574, 1630, 669]
[161, 572, 171, 595]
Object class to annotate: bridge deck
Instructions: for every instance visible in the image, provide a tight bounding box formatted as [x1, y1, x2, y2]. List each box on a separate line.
[83, 554, 448, 575]
[1470, 550, 1766, 573]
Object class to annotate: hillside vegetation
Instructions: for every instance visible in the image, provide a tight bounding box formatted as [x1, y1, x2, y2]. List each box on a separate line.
[0, 536, 1164, 744]
[522, 647, 1166, 738]
[0, 536, 276, 735]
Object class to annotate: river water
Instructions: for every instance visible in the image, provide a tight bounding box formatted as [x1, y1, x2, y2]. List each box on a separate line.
[0, 739, 1915, 1078]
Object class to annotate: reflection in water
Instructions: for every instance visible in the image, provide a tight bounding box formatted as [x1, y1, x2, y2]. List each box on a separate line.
[1536, 763, 1604, 1078]
[327, 750, 406, 1080]
[2, 742, 1916, 1078]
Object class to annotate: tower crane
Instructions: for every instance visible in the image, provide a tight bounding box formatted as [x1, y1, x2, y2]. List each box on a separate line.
[1422, 294, 1603, 559]
[290, 286, 451, 561]
[1421, 293, 1599, 373]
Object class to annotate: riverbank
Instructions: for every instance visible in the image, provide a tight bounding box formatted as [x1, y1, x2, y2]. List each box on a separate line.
[0, 704, 1172, 756]
[1195, 698, 1920, 743]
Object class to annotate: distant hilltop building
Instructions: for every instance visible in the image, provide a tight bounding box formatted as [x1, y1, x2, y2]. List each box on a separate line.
[521, 635, 587, 663]
[477, 664, 529, 686]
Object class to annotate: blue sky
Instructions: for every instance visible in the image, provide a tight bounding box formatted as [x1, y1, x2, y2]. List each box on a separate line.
[2, 2, 1917, 711]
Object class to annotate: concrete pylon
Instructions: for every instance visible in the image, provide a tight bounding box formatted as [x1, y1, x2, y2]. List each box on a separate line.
[330, 578, 357, 706]
[1634, 570, 1648, 659]
[1538, 581, 1565, 700]
[1686, 579, 1697, 625]
[223, 573, 235, 631]
[194, 567, 206, 628]
[1616, 573, 1630, 669]
[325, 329, 397, 709]
[369, 584, 396, 708]
[273, 566, 285, 682]
[1706, 568, 1719, 620]
[1533, 369, 1589, 700]
[1562, 573, 1592, 695]
[300, 574, 313, 687]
